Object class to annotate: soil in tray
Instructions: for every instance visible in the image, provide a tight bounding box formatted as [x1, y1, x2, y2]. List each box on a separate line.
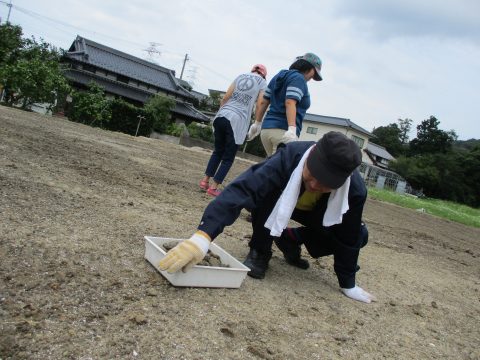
[162, 241, 230, 268]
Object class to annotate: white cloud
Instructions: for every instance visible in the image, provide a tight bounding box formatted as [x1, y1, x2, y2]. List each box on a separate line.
[332, 0, 480, 43]
[4, 0, 479, 139]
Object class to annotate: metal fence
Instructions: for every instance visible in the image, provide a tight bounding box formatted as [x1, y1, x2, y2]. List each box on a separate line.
[359, 163, 419, 195]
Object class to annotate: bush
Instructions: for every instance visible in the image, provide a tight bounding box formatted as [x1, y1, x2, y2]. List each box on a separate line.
[186, 122, 213, 142]
[68, 82, 111, 127]
[107, 98, 153, 136]
[144, 94, 175, 133]
[165, 123, 185, 137]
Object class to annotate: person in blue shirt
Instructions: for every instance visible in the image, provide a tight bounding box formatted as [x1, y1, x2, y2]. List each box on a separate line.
[247, 53, 323, 156]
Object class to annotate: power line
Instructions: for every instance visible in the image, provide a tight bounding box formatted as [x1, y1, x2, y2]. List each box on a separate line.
[186, 66, 198, 86]
[3, 2, 153, 50]
[0, 1, 232, 88]
[1, 2, 180, 56]
[189, 59, 231, 82]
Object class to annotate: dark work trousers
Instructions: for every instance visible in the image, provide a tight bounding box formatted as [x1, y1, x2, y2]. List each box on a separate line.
[249, 201, 368, 258]
[205, 117, 238, 185]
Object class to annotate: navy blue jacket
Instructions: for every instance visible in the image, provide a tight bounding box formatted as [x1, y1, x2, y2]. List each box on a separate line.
[198, 141, 367, 287]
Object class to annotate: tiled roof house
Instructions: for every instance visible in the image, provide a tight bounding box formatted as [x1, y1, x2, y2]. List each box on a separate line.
[62, 36, 209, 123]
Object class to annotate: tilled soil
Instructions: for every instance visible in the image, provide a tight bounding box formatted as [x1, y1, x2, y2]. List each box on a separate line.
[1, 106, 479, 360]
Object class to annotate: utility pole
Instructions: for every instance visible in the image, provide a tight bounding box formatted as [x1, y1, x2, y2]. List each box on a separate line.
[179, 53, 189, 80]
[6, 0, 13, 23]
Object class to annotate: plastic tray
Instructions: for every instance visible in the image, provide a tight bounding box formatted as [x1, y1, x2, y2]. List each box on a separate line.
[144, 236, 250, 288]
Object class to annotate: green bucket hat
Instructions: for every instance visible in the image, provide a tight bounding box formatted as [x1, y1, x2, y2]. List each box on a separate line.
[297, 52, 322, 81]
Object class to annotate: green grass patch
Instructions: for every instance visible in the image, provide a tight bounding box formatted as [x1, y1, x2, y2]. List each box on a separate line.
[367, 187, 480, 228]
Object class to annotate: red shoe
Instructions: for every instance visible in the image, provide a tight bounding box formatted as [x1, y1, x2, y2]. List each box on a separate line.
[199, 180, 209, 190]
[207, 187, 221, 197]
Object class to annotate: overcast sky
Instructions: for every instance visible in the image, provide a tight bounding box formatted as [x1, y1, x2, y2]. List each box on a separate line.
[2, 0, 479, 140]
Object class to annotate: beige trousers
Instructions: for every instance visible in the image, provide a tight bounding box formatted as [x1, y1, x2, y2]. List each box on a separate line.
[260, 128, 293, 157]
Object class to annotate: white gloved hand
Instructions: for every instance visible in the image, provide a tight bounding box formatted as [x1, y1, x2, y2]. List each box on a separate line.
[280, 126, 297, 144]
[247, 121, 262, 141]
[341, 285, 376, 303]
[158, 231, 211, 273]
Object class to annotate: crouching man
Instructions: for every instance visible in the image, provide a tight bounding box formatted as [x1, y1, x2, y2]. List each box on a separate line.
[159, 131, 375, 303]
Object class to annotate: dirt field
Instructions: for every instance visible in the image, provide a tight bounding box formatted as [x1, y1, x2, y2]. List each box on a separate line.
[1, 106, 479, 360]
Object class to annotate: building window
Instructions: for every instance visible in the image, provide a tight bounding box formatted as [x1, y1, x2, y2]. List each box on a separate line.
[306, 126, 318, 135]
[351, 134, 365, 148]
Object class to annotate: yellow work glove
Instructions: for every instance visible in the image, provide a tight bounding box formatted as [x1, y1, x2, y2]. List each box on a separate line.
[158, 231, 211, 273]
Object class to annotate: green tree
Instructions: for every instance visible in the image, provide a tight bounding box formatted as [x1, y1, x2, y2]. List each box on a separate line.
[409, 116, 457, 155]
[453, 138, 480, 151]
[390, 149, 479, 207]
[198, 93, 221, 113]
[0, 23, 24, 65]
[398, 118, 412, 145]
[68, 82, 111, 127]
[390, 155, 440, 195]
[371, 123, 403, 157]
[144, 94, 175, 133]
[458, 146, 480, 207]
[0, 34, 70, 110]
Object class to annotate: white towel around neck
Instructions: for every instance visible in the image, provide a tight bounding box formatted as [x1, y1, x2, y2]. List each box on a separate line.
[264, 145, 351, 236]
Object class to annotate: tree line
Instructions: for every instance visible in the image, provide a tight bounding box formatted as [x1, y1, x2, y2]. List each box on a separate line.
[372, 117, 479, 208]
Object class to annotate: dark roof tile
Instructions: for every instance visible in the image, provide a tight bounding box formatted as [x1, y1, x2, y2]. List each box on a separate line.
[366, 142, 395, 160]
[65, 36, 192, 99]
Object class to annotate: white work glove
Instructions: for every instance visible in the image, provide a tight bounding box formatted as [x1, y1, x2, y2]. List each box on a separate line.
[247, 121, 262, 141]
[280, 126, 297, 144]
[158, 231, 211, 273]
[341, 285, 376, 304]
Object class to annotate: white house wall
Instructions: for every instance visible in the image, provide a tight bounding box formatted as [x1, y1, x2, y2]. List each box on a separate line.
[299, 121, 370, 163]
[300, 122, 342, 141]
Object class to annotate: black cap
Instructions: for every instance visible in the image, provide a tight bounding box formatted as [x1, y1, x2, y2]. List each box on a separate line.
[306, 131, 362, 189]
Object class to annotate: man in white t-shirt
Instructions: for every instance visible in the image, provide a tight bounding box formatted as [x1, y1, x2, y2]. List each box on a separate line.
[199, 64, 267, 196]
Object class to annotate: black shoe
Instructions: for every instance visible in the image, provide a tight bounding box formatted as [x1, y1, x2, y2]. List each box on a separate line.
[243, 248, 272, 279]
[274, 230, 309, 270]
[285, 256, 310, 269]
